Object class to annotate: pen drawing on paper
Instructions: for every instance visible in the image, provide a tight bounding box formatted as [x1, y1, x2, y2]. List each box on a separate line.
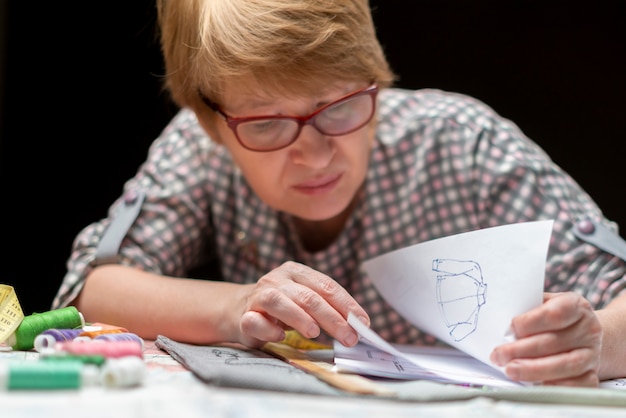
[362, 220, 553, 372]
[432, 258, 487, 341]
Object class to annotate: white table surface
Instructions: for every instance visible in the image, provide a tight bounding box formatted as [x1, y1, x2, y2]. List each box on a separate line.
[1, 341, 625, 418]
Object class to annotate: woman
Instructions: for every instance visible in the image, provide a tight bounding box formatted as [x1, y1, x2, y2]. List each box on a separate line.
[52, 0, 626, 387]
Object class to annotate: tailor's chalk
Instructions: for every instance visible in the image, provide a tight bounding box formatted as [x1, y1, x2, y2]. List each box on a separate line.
[0, 360, 99, 390]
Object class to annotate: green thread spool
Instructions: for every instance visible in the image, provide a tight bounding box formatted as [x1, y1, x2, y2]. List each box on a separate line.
[8, 306, 84, 351]
[41, 354, 107, 367]
[7, 360, 82, 389]
[0, 360, 100, 390]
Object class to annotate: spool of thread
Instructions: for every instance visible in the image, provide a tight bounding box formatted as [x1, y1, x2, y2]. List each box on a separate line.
[101, 356, 146, 388]
[83, 322, 128, 332]
[40, 352, 107, 367]
[78, 328, 125, 339]
[0, 360, 99, 390]
[8, 307, 84, 351]
[55, 340, 144, 359]
[33, 328, 84, 352]
[93, 332, 144, 349]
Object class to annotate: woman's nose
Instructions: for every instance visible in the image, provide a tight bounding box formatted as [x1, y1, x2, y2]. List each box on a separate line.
[288, 125, 336, 168]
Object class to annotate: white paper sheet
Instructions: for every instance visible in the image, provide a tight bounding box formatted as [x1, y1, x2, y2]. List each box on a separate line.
[352, 220, 554, 380]
[334, 313, 520, 387]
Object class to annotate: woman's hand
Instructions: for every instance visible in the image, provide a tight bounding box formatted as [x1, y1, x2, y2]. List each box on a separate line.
[236, 261, 369, 348]
[490, 292, 603, 387]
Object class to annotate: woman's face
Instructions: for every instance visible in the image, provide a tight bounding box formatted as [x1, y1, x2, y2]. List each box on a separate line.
[198, 79, 375, 222]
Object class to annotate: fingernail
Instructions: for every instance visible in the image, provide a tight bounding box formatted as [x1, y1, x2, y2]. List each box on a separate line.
[357, 316, 370, 327]
[503, 325, 516, 343]
[343, 331, 359, 347]
[307, 323, 320, 339]
[505, 363, 521, 380]
[490, 350, 503, 366]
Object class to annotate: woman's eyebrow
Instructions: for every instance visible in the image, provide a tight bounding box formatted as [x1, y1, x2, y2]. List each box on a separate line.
[221, 95, 279, 115]
[223, 84, 358, 115]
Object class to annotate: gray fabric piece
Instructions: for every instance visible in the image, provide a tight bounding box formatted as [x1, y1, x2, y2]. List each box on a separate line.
[154, 335, 345, 396]
[156, 335, 626, 406]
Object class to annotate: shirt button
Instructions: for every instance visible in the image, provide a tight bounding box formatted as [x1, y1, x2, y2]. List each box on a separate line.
[576, 219, 595, 235]
[124, 190, 138, 205]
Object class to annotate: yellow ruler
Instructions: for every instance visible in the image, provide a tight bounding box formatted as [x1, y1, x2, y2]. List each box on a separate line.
[0, 285, 24, 344]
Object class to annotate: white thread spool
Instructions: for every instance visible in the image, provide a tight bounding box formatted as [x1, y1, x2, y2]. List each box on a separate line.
[101, 356, 146, 388]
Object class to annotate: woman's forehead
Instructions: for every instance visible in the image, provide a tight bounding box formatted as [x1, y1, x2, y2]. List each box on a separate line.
[219, 78, 363, 111]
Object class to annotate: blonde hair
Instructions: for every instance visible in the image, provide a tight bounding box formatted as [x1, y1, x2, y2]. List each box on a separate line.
[156, 0, 395, 110]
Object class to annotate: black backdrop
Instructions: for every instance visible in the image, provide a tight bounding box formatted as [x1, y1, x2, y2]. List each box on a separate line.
[1, 1, 624, 315]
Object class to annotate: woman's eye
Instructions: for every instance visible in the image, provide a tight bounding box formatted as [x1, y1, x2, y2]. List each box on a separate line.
[249, 120, 279, 133]
[323, 101, 353, 120]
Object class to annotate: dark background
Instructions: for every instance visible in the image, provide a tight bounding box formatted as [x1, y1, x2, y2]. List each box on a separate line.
[1, 1, 624, 315]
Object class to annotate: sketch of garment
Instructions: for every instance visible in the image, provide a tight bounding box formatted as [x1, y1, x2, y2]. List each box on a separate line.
[432, 258, 487, 341]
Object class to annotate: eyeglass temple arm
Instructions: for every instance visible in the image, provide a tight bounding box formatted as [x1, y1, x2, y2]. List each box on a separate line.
[198, 90, 227, 120]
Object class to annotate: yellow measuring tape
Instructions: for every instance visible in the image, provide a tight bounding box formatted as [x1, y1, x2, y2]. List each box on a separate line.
[0, 285, 25, 344]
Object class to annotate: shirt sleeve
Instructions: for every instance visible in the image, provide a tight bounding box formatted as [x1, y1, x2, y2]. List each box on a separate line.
[460, 94, 626, 309]
[52, 109, 218, 309]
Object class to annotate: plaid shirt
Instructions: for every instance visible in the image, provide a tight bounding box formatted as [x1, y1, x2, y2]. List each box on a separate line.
[53, 88, 626, 345]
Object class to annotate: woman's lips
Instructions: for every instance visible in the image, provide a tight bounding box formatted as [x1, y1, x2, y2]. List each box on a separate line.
[293, 173, 342, 195]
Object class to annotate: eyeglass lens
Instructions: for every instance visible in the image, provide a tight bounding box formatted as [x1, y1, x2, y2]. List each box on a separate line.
[236, 92, 374, 151]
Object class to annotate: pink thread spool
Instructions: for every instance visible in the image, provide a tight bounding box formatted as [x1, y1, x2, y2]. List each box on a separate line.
[55, 340, 144, 359]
